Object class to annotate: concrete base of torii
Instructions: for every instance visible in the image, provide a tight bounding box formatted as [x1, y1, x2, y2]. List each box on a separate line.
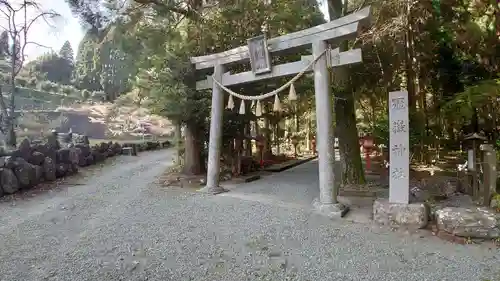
[313, 198, 350, 218]
[199, 185, 228, 195]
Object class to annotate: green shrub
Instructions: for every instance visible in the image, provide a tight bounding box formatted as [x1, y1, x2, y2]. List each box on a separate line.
[82, 89, 90, 100]
[61, 85, 73, 95]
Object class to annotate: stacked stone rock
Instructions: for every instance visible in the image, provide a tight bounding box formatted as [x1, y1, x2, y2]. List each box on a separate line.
[0, 135, 171, 198]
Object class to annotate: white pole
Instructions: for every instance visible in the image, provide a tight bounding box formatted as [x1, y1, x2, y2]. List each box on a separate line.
[312, 40, 348, 218]
[312, 40, 336, 205]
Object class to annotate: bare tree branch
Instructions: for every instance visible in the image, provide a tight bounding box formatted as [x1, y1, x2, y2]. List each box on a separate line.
[0, 5, 9, 19]
[25, 41, 51, 49]
[133, 0, 202, 21]
[0, 0, 62, 146]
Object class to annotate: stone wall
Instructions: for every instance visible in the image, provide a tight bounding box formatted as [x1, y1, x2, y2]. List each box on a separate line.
[0, 135, 171, 198]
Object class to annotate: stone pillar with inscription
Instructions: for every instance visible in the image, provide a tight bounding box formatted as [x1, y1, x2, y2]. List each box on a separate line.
[372, 90, 429, 229]
[388, 90, 410, 204]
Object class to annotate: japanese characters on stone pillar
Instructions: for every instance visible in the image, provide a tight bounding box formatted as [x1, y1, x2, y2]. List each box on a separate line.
[388, 90, 409, 204]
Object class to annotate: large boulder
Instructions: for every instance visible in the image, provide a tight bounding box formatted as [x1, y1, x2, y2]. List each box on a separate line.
[75, 144, 91, 157]
[67, 163, 78, 175]
[436, 207, 500, 238]
[46, 134, 60, 150]
[6, 149, 22, 159]
[92, 149, 105, 162]
[428, 193, 475, 221]
[0, 156, 16, 169]
[410, 176, 460, 202]
[98, 142, 109, 153]
[111, 142, 122, 155]
[57, 132, 73, 149]
[83, 155, 94, 166]
[43, 157, 56, 181]
[57, 148, 79, 165]
[57, 148, 70, 164]
[373, 198, 429, 229]
[76, 150, 86, 166]
[56, 163, 69, 178]
[0, 168, 19, 194]
[13, 157, 36, 188]
[31, 143, 48, 155]
[69, 148, 80, 165]
[42, 144, 57, 163]
[18, 138, 32, 159]
[33, 164, 44, 183]
[28, 151, 46, 166]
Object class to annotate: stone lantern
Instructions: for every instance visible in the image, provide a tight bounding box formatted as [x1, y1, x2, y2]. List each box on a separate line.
[463, 132, 487, 197]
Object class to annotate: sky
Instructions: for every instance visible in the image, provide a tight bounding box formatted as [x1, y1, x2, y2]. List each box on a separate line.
[2, 0, 329, 63]
[0, 0, 84, 62]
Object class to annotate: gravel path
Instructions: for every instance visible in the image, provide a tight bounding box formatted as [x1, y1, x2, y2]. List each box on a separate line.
[0, 153, 498, 281]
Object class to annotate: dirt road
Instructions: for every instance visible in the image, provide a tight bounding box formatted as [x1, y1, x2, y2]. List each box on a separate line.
[0, 150, 498, 281]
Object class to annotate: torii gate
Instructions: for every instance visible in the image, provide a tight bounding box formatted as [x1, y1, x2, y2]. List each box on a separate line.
[190, 7, 371, 218]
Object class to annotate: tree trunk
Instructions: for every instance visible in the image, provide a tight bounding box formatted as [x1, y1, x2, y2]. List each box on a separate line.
[306, 113, 311, 151]
[275, 122, 280, 155]
[294, 106, 299, 133]
[335, 90, 365, 184]
[245, 122, 252, 156]
[263, 110, 272, 158]
[6, 59, 17, 147]
[329, 0, 365, 184]
[472, 108, 479, 132]
[368, 94, 377, 131]
[0, 86, 9, 148]
[404, 0, 421, 160]
[182, 122, 205, 175]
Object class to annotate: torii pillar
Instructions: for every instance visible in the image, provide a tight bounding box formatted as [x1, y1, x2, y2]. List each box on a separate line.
[311, 40, 348, 218]
[200, 64, 227, 194]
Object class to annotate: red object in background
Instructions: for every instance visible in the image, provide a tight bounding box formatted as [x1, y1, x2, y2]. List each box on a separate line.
[311, 138, 317, 155]
[365, 151, 371, 170]
[360, 135, 374, 149]
[361, 136, 374, 171]
[255, 136, 265, 168]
